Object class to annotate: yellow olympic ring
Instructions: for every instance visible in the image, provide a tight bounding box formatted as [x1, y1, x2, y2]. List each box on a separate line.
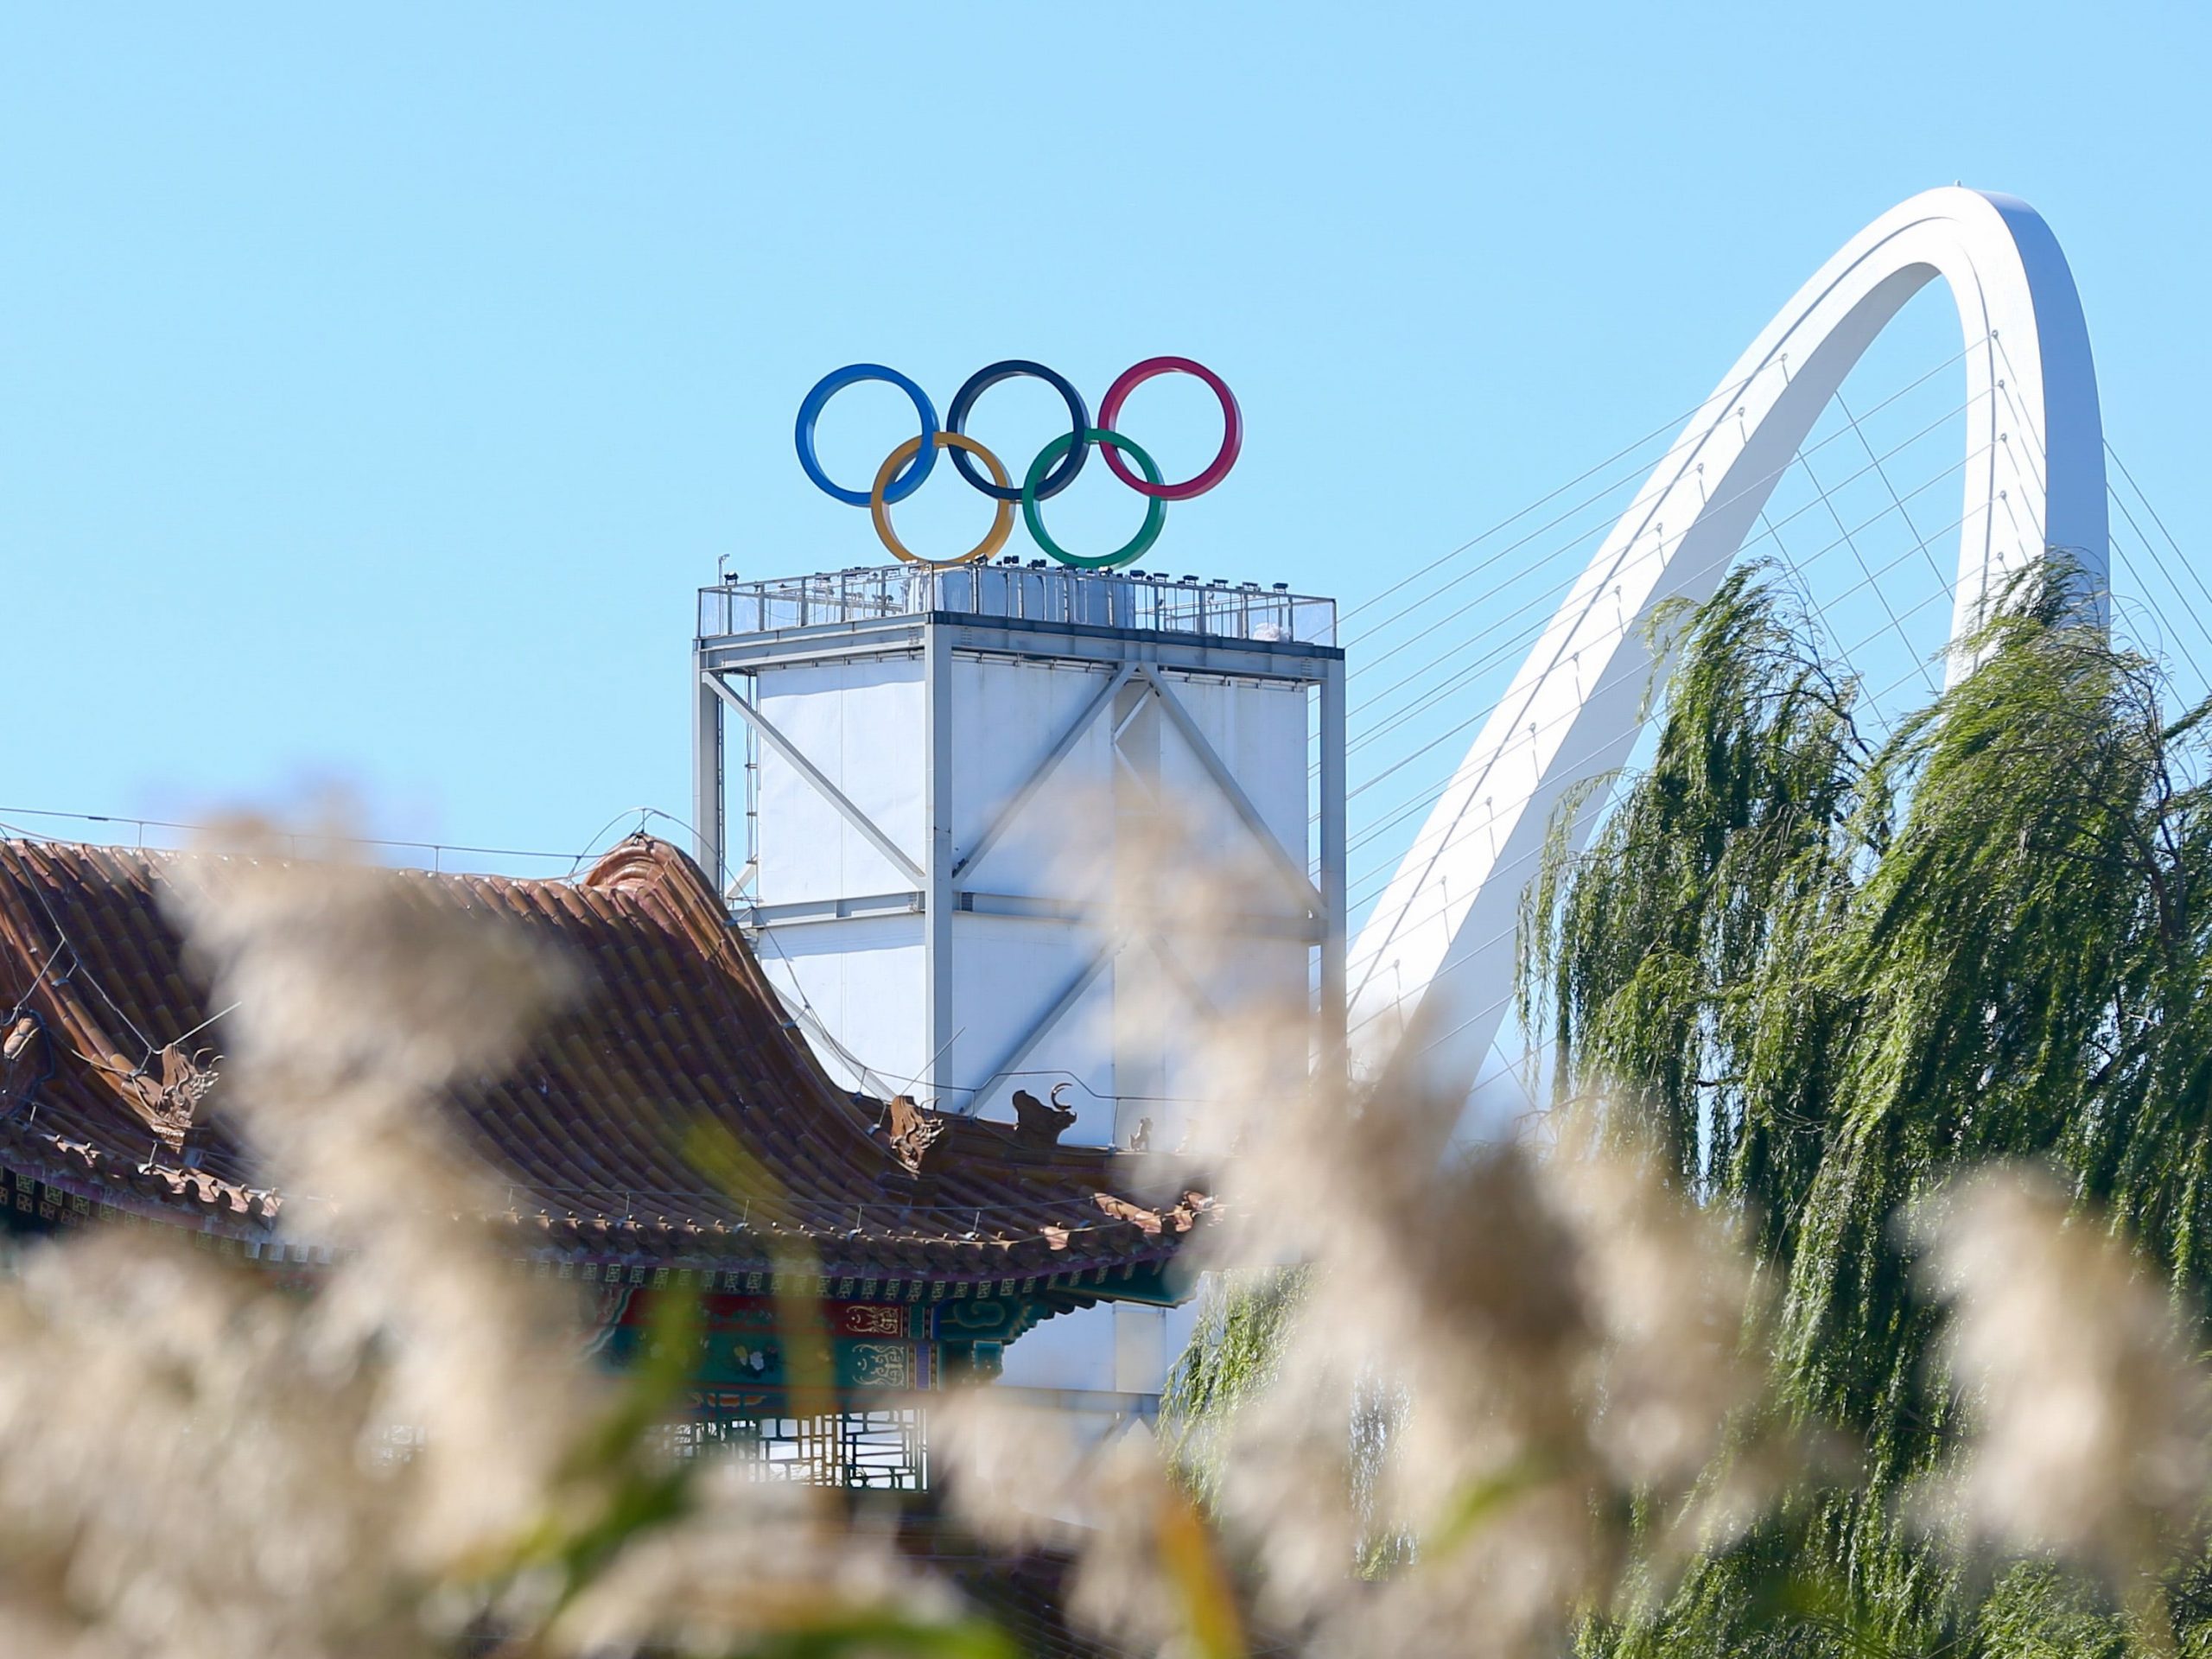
[869, 432, 1015, 567]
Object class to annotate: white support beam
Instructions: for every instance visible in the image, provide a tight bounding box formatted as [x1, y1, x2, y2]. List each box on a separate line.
[1139, 934, 1221, 1023]
[924, 626, 956, 1094]
[702, 672, 927, 890]
[954, 662, 1135, 882]
[958, 937, 1124, 1116]
[1135, 664, 1324, 915]
[955, 889, 1325, 940]
[1318, 655, 1348, 1065]
[691, 651, 725, 881]
[738, 889, 925, 928]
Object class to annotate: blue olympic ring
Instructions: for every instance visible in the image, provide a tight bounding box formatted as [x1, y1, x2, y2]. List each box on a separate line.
[793, 364, 938, 508]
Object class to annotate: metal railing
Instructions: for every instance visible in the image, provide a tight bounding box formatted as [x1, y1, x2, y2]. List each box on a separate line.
[699, 563, 1337, 648]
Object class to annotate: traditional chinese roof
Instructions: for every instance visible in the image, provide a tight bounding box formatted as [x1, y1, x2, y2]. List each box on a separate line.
[0, 835, 1208, 1291]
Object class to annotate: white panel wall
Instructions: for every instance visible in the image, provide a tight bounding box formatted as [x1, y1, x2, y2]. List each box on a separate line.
[753, 913, 927, 1097]
[757, 659, 925, 902]
[946, 916, 1118, 1138]
[948, 658, 1117, 896]
[1153, 673, 1311, 862]
[1153, 934, 1308, 1149]
[994, 1299, 1206, 1416]
[751, 647, 1314, 1160]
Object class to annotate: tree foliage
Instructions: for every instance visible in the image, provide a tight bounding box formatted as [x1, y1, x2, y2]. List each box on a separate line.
[1520, 559, 2212, 1653]
[1161, 1267, 1313, 1510]
[1163, 557, 2212, 1656]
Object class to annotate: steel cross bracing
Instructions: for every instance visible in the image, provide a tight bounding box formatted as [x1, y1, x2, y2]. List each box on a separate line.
[692, 591, 1347, 1123]
[1348, 187, 2111, 1109]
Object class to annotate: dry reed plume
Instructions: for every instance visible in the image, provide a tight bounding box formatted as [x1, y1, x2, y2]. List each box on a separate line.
[0, 808, 2202, 1658]
[0, 821, 959, 1658]
[933, 808, 2212, 1658]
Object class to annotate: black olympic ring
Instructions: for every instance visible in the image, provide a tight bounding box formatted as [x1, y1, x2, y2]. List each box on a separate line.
[943, 360, 1091, 503]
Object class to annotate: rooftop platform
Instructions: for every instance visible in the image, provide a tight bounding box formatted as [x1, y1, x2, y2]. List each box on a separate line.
[699, 563, 1337, 650]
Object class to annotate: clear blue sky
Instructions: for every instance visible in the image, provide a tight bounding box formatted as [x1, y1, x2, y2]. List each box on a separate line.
[5, 3, 2206, 878]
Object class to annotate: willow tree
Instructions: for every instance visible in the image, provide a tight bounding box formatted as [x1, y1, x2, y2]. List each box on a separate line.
[1522, 559, 2212, 1655]
[1167, 557, 2212, 1655]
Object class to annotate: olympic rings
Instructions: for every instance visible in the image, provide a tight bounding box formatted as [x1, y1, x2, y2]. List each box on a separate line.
[870, 432, 1017, 568]
[794, 357, 1237, 569]
[1022, 429, 1166, 571]
[945, 360, 1089, 502]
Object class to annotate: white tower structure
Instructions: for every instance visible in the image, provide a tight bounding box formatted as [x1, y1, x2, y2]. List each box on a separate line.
[1349, 186, 2109, 1108]
[692, 562, 1345, 1154]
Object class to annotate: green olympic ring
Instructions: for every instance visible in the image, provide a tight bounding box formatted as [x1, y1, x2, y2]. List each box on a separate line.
[1020, 429, 1167, 571]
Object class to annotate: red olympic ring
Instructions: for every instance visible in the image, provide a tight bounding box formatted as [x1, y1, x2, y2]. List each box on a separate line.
[1096, 356, 1243, 501]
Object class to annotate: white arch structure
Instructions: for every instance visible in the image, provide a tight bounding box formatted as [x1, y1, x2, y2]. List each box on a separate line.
[1349, 187, 2108, 1103]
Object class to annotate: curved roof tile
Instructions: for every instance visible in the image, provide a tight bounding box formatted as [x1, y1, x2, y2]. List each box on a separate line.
[0, 836, 1209, 1288]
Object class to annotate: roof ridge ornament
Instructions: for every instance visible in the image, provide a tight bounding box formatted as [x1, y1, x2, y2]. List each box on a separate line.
[98, 1039, 219, 1150]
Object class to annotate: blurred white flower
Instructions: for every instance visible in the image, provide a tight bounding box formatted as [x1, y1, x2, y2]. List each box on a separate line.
[1914, 1164, 2211, 1583]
